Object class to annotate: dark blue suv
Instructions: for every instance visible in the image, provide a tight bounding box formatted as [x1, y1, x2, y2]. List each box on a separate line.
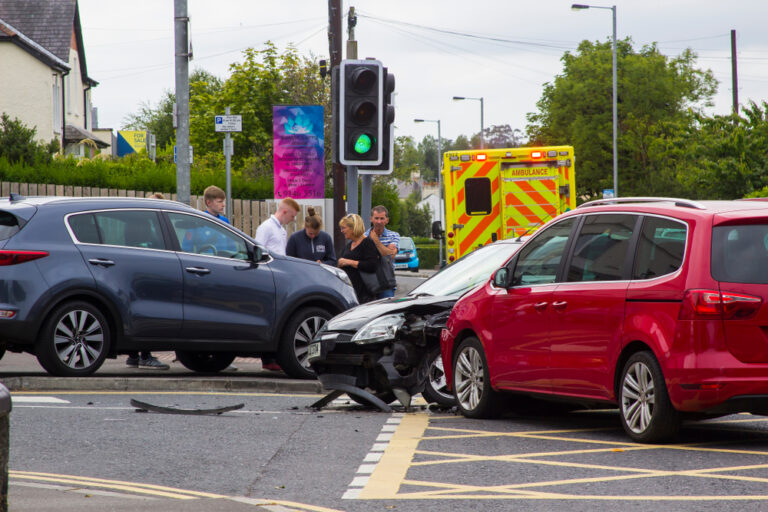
[0, 195, 357, 378]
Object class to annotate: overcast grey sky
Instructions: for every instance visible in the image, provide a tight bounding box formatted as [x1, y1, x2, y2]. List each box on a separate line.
[79, 0, 768, 143]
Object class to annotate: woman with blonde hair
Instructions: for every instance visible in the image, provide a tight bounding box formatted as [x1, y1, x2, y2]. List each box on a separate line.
[286, 207, 337, 265]
[337, 213, 380, 303]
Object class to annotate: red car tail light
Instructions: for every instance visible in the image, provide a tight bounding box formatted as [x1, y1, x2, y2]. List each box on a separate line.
[0, 250, 49, 266]
[679, 289, 762, 320]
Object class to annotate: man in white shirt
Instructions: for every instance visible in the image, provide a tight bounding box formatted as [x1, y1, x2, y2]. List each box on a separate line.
[254, 198, 300, 256]
[253, 197, 300, 373]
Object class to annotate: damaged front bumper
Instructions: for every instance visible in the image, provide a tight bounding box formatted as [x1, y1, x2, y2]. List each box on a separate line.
[309, 311, 447, 410]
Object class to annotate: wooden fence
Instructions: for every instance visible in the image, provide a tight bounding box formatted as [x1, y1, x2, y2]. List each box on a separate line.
[0, 181, 326, 237]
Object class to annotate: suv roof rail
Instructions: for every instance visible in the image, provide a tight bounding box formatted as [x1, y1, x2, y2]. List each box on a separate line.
[578, 197, 706, 210]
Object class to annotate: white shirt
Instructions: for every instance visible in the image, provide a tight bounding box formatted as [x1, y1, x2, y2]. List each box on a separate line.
[254, 215, 287, 255]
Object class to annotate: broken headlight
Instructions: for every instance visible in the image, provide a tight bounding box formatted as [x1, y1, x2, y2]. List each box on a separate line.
[352, 314, 405, 345]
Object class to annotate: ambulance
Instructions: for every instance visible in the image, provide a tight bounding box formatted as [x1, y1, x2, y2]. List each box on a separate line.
[442, 146, 576, 262]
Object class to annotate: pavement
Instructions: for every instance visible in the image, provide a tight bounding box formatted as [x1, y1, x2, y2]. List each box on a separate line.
[0, 351, 324, 394]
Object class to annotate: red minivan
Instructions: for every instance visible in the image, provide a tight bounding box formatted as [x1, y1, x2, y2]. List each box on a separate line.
[440, 197, 768, 443]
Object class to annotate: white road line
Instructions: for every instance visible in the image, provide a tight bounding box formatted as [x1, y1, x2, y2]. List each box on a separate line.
[11, 396, 70, 404]
[344, 413, 404, 499]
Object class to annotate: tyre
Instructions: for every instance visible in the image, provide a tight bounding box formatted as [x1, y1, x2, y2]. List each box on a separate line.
[452, 336, 504, 418]
[422, 345, 455, 406]
[411, 266, 419, 273]
[277, 307, 332, 379]
[36, 301, 110, 377]
[175, 351, 235, 373]
[619, 351, 680, 443]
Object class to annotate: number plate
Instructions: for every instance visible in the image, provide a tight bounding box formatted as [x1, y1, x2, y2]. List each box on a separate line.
[394, 263, 407, 269]
[308, 342, 321, 360]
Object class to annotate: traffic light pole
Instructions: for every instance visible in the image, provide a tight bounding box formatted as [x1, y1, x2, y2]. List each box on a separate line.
[328, 0, 346, 254]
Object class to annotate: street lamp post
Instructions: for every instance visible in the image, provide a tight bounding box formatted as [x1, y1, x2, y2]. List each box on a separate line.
[414, 118, 443, 266]
[572, 3, 618, 197]
[452, 96, 484, 149]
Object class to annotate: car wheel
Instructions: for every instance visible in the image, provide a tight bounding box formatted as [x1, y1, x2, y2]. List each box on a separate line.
[619, 351, 680, 443]
[36, 301, 110, 377]
[452, 336, 504, 418]
[277, 307, 332, 379]
[175, 351, 235, 373]
[411, 267, 419, 273]
[422, 345, 455, 406]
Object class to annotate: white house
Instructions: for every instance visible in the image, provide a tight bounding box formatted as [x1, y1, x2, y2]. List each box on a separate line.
[0, 0, 108, 156]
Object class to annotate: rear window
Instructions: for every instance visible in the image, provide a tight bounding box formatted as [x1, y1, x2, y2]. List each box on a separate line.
[0, 211, 20, 241]
[712, 224, 768, 284]
[632, 216, 686, 280]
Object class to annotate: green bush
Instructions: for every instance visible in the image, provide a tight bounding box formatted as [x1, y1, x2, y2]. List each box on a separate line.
[0, 154, 274, 200]
[417, 245, 439, 270]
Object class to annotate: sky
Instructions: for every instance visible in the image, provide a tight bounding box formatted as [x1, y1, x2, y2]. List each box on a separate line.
[78, 0, 768, 144]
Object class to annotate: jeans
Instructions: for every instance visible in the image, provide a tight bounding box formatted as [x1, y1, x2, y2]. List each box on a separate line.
[377, 288, 395, 299]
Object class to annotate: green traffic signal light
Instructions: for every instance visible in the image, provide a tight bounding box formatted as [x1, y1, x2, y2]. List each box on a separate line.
[353, 134, 373, 154]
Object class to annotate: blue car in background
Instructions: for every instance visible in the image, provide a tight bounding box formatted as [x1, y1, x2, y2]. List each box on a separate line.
[394, 236, 419, 272]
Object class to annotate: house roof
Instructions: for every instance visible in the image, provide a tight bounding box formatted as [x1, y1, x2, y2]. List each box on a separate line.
[0, 0, 95, 83]
[65, 124, 109, 148]
[0, 17, 68, 71]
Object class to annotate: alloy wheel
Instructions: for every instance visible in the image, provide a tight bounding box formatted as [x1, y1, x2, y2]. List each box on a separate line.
[294, 315, 328, 369]
[621, 361, 656, 434]
[454, 345, 485, 411]
[53, 309, 105, 370]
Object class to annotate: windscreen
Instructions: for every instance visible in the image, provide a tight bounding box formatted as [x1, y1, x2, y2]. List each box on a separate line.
[400, 238, 415, 251]
[712, 223, 768, 284]
[410, 242, 521, 297]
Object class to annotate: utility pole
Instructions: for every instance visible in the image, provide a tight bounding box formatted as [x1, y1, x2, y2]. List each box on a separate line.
[328, 0, 345, 254]
[174, 0, 190, 205]
[346, 6, 359, 216]
[731, 29, 739, 115]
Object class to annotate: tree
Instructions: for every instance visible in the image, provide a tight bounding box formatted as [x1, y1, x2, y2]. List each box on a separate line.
[393, 135, 421, 181]
[0, 114, 57, 164]
[526, 39, 717, 199]
[681, 101, 768, 199]
[483, 124, 523, 148]
[399, 191, 432, 237]
[122, 91, 176, 150]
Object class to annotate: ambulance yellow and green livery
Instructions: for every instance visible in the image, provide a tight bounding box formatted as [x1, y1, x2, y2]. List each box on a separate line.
[442, 146, 576, 262]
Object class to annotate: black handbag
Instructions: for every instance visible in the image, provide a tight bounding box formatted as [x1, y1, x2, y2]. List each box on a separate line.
[376, 255, 396, 290]
[359, 268, 383, 295]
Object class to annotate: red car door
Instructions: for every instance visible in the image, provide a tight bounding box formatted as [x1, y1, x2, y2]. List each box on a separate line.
[549, 214, 639, 400]
[489, 217, 578, 393]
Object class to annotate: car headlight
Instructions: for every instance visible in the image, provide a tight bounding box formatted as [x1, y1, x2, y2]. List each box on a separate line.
[351, 313, 405, 344]
[321, 263, 353, 287]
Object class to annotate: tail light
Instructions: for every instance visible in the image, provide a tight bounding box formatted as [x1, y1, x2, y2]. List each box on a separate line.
[679, 289, 762, 320]
[0, 250, 49, 266]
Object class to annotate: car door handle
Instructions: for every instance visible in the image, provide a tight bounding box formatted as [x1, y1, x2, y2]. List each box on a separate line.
[185, 266, 211, 275]
[552, 301, 568, 310]
[534, 302, 548, 311]
[88, 258, 115, 267]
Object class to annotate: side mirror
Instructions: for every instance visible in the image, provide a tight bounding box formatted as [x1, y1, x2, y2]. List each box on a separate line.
[251, 245, 267, 262]
[493, 268, 510, 288]
[431, 220, 444, 240]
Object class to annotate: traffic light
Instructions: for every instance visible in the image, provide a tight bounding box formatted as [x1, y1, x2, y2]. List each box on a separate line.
[359, 68, 395, 175]
[339, 59, 383, 166]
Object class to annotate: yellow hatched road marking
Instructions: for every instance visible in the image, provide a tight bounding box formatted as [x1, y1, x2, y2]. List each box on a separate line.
[356, 413, 768, 501]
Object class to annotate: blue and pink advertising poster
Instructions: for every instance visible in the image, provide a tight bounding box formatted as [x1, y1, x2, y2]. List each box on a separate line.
[272, 105, 324, 199]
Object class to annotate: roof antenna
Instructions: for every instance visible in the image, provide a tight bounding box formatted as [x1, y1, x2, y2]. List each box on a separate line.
[9, 193, 26, 203]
